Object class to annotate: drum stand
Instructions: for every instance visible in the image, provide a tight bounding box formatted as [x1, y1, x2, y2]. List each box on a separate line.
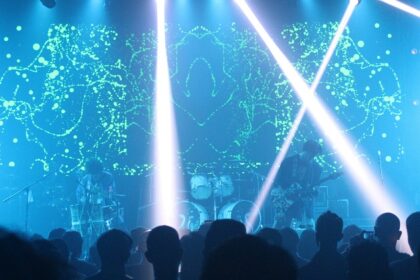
[252, 171, 266, 227]
[211, 185, 225, 220]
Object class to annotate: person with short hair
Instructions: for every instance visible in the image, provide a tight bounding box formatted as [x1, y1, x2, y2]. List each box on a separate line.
[299, 211, 346, 280]
[392, 212, 420, 280]
[85, 229, 132, 280]
[374, 212, 409, 263]
[145, 226, 182, 280]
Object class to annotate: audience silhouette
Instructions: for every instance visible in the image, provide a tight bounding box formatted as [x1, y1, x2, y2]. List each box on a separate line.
[63, 230, 97, 277]
[392, 211, 420, 280]
[299, 211, 346, 280]
[126, 229, 154, 280]
[85, 229, 132, 280]
[374, 212, 409, 263]
[202, 219, 246, 260]
[49, 228, 67, 240]
[297, 229, 317, 261]
[3, 210, 420, 280]
[87, 245, 101, 269]
[347, 239, 393, 280]
[127, 227, 147, 266]
[0, 230, 30, 279]
[201, 234, 297, 280]
[145, 225, 182, 280]
[338, 224, 362, 254]
[279, 227, 307, 267]
[180, 232, 205, 280]
[257, 227, 283, 247]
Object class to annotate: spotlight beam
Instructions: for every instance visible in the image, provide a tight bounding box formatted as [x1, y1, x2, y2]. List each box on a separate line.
[152, 0, 183, 228]
[235, 0, 410, 252]
[380, 0, 420, 18]
[244, 0, 359, 232]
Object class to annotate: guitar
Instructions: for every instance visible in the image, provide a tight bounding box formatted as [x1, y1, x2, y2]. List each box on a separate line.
[271, 171, 343, 218]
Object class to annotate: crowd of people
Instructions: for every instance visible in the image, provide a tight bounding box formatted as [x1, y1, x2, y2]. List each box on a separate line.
[0, 211, 419, 280]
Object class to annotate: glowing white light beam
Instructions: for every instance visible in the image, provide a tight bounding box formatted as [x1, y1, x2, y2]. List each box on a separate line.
[244, 0, 359, 232]
[380, 0, 420, 18]
[235, 0, 410, 253]
[152, 0, 183, 228]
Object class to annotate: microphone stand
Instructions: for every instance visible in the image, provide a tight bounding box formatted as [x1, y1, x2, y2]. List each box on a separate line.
[2, 172, 54, 233]
[377, 150, 384, 186]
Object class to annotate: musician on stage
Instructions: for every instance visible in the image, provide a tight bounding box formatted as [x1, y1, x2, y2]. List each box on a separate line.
[76, 158, 115, 206]
[272, 140, 322, 229]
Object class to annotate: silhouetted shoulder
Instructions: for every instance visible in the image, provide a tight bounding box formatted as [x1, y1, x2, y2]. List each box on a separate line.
[391, 256, 419, 280]
[299, 251, 346, 280]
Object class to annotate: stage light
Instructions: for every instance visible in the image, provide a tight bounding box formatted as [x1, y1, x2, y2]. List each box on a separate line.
[380, 0, 420, 18]
[40, 0, 56, 8]
[152, 0, 184, 228]
[235, 0, 410, 253]
[240, 0, 358, 232]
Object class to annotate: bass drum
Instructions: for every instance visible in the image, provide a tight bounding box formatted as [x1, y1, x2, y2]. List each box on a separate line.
[178, 200, 209, 232]
[218, 200, 261, 233]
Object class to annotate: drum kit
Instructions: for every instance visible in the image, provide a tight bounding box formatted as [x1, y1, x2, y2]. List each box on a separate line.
[180, 174, 261, 232]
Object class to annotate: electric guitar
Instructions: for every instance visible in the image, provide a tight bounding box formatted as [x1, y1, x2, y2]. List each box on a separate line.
[271, 171, 343, 217]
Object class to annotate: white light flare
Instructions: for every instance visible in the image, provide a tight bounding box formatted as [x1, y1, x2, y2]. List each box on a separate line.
[236, 0, 410, 253]
[244, 0, 358, 232]
[152, 0, 183, 228]
[380, 0, 420, 18]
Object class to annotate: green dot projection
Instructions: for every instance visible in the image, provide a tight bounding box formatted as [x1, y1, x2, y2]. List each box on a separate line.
[0, 22, 402, 176]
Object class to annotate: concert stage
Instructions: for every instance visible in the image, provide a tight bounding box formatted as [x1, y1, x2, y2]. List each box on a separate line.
[0, 0, 418, 246]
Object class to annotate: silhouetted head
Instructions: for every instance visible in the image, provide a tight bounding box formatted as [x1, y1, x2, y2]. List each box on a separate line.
[181, 232, 205, 259]
[374, 212, 402, 247]
[97, 229, 132, 267]
[257, 228, 282, 248]
[342, 224, 363, 243]
[297, 229, 317, 260]
[338, 224, 363, 253]
[279, 227, 299, 254]
[0, 232, 34, 279]
[203, 219, 246, 258]
[201, 235, 297, 280]
[62, 231, 83, 259]
[48, 228, 66, 240]
[145, 226, 182, 268]
[348, 240, 392, 280]
[316, 211, 343, 248]
[85, 158, 103, 175]
[302, 140, 322, 161]
[32, 238, 70, 279]
[198, 220, 213, 237]
[50, 239, 70, 262]
[406, 212, 420, 254]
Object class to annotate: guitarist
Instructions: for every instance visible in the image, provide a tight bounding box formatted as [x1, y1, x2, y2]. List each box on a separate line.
[272, 140, 322, 229]
[76, 158, 115, 205]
